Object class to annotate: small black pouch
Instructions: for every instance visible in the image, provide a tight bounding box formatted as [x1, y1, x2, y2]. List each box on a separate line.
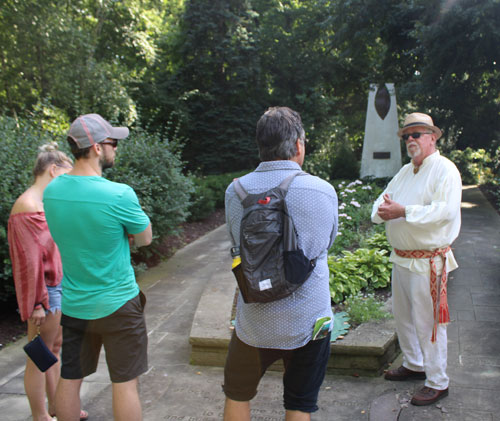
[232, 263, 251, 304]
[284, 250, 315, 284]
[23, 333, 58, 372]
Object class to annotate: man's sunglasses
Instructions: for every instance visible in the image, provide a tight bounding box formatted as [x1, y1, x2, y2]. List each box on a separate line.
[401, 132, 432, 141]
[100, 139, 118, 147]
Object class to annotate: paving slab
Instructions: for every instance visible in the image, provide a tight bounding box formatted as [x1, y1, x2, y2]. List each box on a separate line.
[1, 185, 500, 420]
[369, 392, 401, 421]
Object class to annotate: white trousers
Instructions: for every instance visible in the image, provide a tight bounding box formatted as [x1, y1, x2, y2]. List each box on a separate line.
[392, 264, 449, 390]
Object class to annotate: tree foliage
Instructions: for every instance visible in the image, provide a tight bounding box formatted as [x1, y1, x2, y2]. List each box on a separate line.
[408, 0, 500, 150]
[0, 0, 160, 122]
[1, 0, 499, 173]
[142, 0, 265, 172]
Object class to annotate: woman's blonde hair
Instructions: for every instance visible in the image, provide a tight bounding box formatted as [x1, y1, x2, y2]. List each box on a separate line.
[32, 142, 73, 178]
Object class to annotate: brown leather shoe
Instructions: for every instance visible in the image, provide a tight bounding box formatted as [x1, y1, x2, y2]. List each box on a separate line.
[411, 386, 449, 406]
[384, 365, 426, 381]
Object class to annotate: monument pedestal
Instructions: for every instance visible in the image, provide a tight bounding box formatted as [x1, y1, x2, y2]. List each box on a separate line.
[360, 83, 402, 179]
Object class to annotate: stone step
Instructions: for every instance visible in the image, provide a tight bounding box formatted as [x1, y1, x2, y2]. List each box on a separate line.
[189, 263, 399, 377]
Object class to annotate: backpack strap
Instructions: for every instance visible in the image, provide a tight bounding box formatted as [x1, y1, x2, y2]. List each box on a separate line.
[229, 179, 246, 250]
[229, 171, 309, 254]
[234, 171, 307, 200]
[279, 171, 307, 192]
[233, 178, 248, 201]
[280, 171, 318, 265]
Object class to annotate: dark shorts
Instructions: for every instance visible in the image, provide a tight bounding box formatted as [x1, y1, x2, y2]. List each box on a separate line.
[223, 330, 331, 413]
[60, 291, 148, 383]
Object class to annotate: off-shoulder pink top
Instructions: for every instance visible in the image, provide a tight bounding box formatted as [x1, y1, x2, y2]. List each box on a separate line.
[8, 212, 63, 321]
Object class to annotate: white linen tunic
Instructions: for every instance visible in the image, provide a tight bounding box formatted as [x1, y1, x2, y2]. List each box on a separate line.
[371, 150, 462, 390]
[371, 151, 462, 274]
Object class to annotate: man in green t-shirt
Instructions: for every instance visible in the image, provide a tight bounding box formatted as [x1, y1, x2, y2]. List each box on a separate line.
[44, 113, 152, 421]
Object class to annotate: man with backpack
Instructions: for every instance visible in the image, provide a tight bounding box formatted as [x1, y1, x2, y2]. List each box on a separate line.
[223, 106, 338, 420]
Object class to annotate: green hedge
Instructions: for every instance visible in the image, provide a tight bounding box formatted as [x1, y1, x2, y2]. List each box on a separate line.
[188, 170, 249, 221]
[0, 117, 194, 304]
[106, 128, 194, 241]
[447, 147, 495, 185]
[304, 141, 360, 181]
[0, 116, 57, 304]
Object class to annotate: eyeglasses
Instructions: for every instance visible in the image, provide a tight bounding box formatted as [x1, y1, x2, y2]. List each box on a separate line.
[401, 132, 432, 141]
[100, 139, 118, 147]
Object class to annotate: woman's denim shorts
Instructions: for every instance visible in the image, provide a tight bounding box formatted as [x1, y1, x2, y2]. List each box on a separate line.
[47, 283, 62, 314]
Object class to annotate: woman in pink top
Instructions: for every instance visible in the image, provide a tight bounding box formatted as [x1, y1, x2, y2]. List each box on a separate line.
[8, 143, 87, 421]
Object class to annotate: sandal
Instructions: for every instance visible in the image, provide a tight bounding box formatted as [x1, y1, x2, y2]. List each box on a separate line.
[50, 409, 88, 420]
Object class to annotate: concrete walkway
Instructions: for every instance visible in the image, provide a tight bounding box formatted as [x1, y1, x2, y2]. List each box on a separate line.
[1, 186, 499, 420]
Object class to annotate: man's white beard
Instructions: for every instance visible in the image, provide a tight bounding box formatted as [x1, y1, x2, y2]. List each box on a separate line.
[407, 141, 422, 159]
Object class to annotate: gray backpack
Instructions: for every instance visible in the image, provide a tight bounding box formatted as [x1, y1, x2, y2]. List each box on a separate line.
[230, 171, 316, 303]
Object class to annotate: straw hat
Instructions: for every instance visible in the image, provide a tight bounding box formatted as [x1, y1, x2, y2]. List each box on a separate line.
[397, 112, 442, 140]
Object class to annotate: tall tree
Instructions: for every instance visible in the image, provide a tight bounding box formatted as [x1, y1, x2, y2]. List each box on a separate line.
[148, 0, 266, 172]
[0, 0, 160, 123]
[408, 0, 500, 150]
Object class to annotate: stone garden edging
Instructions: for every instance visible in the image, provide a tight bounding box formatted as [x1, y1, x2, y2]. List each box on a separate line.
[189, 264, 399, 377]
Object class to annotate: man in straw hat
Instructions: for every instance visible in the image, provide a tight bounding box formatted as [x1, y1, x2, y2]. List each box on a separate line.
[371, 112, 462, 406]
[44, 114, 152, 420]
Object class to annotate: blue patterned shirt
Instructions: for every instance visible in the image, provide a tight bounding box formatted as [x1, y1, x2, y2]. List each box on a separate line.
[225, 160, 338, 349]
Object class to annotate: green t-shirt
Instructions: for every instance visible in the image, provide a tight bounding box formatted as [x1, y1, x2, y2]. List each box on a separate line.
[43, 175, 150, 319]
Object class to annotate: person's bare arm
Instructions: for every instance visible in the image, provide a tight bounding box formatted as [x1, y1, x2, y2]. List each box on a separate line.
[131, 223, 152, 247]
[29, 306, 46, 326]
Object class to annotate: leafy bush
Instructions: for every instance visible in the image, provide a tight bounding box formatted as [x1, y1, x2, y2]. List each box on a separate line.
[0, 116, 195, 304]
[493, 147, 500, 177]
[481, 181, 500, 211]
[304, 126, 360, 182]
[330, 143, 360, 180]
[188, 179, 218, 222]
[477, 147, 500, 212]
[447, 147, 495, 184]
[343, 292, 392, 325]
[326, 178, 392, 305]
[329, 179, 384, 255]
[106, 128, 194, 242]
[361, 231, 392, 254]
[188, 170, 249, 221]
[328, 246, 392, 304]
[0, 116, 58, 303]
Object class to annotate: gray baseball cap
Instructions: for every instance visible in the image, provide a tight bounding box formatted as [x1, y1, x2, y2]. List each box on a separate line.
[67, 114, 129, 149]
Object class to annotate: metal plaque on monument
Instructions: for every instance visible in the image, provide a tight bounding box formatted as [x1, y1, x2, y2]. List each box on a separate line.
[360, 83, 401, 178]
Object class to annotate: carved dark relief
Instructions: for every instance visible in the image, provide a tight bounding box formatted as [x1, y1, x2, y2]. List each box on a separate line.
[374, 84, 390, 120]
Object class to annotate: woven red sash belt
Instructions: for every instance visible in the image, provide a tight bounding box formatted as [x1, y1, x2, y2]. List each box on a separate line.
[394, 246, 451, 343]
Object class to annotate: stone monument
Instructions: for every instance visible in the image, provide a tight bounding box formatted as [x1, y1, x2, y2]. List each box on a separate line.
[360, 83, 401, 178]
